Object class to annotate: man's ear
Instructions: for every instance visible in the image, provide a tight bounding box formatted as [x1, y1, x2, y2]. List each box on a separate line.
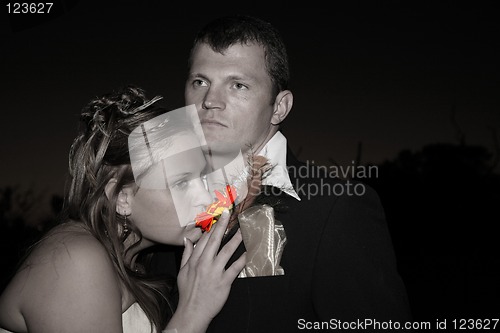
[105, 179, 133, 215]
[271, 90, 293, 126]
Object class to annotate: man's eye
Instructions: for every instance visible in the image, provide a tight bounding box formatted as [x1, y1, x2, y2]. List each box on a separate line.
[193, 79, 208, 87]
[234, 83, 248, 90]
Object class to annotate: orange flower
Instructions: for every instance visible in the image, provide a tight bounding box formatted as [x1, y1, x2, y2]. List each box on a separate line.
[195, 185, 238, 232]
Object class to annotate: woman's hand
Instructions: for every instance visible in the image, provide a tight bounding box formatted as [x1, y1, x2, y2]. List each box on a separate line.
[166, 210, 246, 333]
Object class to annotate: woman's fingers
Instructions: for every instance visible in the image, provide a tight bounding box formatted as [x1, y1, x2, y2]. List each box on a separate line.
[214, 229, 243, 266]
[224, 251, 247, 282]
[184, 209, 246, 279]
[202, 209, 231, 254]
[175, 209, 247, 322]
[190, 209, 230, 261]
[180, 237, 194, 268]
[215, 229, 247, 281]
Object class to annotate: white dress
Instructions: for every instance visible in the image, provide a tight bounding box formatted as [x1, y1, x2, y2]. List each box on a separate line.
[0, 302, 155, 333]
[122, 302, 157, 333]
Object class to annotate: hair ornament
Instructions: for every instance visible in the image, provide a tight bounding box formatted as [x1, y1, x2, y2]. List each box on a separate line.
[123, 95, 164, 115]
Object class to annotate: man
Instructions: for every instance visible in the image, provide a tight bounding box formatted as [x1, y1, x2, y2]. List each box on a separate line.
[161, 15, 412, 332]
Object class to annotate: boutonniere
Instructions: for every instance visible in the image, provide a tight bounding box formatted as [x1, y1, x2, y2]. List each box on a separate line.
[231, 154, 287, 278]
[228, 154, 271, 230]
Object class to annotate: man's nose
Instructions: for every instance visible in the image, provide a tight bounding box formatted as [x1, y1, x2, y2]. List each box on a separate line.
[201, 86, 224, 110]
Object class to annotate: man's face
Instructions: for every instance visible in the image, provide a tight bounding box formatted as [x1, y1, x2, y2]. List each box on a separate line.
[185, 42, 277, 156]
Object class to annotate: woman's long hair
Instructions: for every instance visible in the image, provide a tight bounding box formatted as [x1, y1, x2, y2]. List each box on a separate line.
[61, 85, 172, 332]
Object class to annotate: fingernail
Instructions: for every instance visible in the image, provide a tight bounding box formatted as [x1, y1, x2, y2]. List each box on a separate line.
[222, 209, 229, 217]
[183, 237, 187, 246]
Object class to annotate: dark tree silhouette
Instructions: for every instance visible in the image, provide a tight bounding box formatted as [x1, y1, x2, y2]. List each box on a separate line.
[0, 187, 63, 292]
[362, 143, 500, 320]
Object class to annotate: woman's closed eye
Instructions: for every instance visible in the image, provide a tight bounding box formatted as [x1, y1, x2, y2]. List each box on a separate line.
[169, 172, 205, 192]
[170, 178, 191, 191]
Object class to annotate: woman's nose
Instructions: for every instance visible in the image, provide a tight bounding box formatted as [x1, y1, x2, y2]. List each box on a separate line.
[193, 178, 214, 207]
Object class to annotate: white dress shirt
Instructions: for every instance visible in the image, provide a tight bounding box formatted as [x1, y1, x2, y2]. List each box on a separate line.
[257, 131, 301, 201]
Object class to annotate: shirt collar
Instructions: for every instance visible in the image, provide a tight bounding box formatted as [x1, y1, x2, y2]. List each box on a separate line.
[257, 132, 301, 201]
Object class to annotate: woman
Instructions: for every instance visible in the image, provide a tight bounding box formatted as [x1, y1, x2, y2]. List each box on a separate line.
[0, 86, 246, 333]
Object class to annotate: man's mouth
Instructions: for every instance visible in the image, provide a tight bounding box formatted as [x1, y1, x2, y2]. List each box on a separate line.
[201, 120, 227, 128]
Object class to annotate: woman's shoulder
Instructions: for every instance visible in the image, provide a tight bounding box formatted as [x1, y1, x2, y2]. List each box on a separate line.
[24, 221, 113, 271]
[0, 221, 123, 331]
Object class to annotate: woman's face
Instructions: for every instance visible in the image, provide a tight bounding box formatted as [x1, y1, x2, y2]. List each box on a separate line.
[129, 133, 212, 245]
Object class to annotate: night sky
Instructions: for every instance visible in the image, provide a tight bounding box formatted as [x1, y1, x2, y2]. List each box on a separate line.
[2, 1, 499, 209]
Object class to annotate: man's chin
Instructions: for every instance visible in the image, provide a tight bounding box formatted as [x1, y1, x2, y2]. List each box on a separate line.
[204, 141, 242, 158]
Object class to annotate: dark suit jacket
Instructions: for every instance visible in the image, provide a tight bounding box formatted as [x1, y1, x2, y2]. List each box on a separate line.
[153, 149, 412, 332]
